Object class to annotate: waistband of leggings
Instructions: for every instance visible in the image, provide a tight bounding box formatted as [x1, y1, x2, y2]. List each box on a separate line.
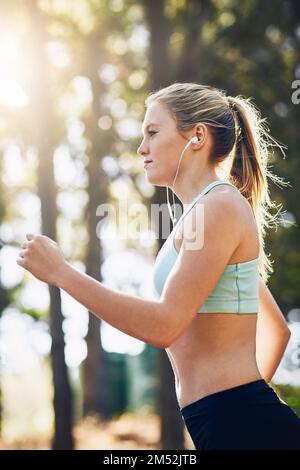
[180, 379, 277, 418]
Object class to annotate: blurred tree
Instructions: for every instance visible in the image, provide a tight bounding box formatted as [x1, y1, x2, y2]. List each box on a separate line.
[24, 0, 73, 449]
[0, 150, 10, 437]
[81, 30, 111, 420]
[143, 0, 185, 451]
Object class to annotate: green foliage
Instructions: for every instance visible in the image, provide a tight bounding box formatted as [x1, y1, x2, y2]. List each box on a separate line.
[0, 280, 10, 313]
[106, 352, 128, 417]
[271, 382, 300, 418]
[9, 282, 48, 321]
[18, 306, 48, 321]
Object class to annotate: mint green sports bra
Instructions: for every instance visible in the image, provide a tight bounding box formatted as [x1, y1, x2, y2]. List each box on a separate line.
[153, 180, 259, 314]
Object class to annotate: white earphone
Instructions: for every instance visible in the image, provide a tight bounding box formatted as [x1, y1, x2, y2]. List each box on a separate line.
[167, 135, 200, 225]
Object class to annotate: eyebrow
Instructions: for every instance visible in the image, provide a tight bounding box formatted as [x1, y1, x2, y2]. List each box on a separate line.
[141, 122, 161, 133]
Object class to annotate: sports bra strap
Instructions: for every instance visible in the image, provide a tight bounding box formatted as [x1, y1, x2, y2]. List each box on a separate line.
[173, 179, 235, 237]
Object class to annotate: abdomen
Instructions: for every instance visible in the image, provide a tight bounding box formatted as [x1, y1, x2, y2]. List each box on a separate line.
[166, 312, 262, 409]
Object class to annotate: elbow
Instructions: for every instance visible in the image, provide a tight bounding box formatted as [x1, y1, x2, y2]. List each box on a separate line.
[283, 327, 291, 343]
[160, 338, 172, 349]
[155, 300, 195, 349]
[280, 325, 291, 340]
[151, 336, 170, 349]
[156, 331, 174, 349]
[161, 328, 182, 349]
[148, 322, 174, 350]
[272, 326, 291, 349]
[154, 329, 177, 350]
[158, 308, 197, 349]
[142, 336, 168, 350]
[153, 302, 178, 349]
[144, 331, 169, 350]
[150, 330, 171, 349]
[156, 341, 169, 350]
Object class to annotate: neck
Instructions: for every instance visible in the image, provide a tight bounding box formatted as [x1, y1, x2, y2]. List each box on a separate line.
[172, 167, 224, 205]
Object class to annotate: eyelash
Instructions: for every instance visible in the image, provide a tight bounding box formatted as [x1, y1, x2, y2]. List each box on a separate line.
[147, 130, 157, 137]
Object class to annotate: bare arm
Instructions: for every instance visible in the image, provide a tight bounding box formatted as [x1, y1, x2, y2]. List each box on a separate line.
[17, 195, 239, 350]
[57, 194, 238, 349]
[58, 264, 169, 349]
[256, 276, 291, 383]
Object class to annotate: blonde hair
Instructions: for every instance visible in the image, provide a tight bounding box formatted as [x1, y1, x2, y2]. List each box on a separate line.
[145, 82, 288, 283]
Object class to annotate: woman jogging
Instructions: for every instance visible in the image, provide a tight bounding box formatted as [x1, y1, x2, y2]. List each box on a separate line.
[17, 82, 300, 450]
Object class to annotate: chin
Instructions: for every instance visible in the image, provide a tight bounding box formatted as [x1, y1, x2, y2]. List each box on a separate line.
[145, 173, 168, 187]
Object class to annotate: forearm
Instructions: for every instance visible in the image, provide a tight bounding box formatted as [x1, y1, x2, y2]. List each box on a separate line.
[256, 327, 291, 383]
[58, 263, 168, 349]
[256, 277, 291, 382]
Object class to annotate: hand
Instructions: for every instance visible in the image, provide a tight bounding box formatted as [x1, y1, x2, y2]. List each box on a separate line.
[16, 233, 68, 287]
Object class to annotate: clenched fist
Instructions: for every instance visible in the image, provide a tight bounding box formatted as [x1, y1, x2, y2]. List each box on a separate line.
[17, 233, 68, 286]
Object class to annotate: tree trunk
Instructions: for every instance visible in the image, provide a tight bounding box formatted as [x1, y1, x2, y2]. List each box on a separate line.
[82, 33, 111, 419]
[26, 0, 73, 449]
[0, 149, 5, 437]
[142, 0, 185, 450]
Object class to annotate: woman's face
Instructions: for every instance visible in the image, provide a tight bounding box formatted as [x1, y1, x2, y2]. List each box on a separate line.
[137, 101, 188, 187]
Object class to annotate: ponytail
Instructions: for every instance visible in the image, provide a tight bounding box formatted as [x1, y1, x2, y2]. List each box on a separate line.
[227, 95, 288, 283]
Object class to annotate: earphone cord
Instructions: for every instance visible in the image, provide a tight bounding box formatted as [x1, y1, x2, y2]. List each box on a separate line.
[167, 139, 193, 226]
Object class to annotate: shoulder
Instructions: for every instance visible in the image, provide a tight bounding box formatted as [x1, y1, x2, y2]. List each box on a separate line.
[204, 183, 256, 239]
[204, 183, 247, 215]
[181, 184, 243, 248]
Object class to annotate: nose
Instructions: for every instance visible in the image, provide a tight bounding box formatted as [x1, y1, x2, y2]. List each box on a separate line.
[137, 139, 149, 157]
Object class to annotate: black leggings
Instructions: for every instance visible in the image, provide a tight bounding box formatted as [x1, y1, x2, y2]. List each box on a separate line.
[180, 379, 300, 450]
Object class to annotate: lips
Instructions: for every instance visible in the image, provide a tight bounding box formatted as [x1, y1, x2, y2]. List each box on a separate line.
[143, 159, 153, 169]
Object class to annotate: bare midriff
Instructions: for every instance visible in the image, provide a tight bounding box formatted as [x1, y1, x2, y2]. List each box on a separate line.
[166, 312, 262, 410]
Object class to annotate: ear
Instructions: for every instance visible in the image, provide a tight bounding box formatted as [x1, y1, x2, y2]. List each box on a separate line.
[190, 123, 208, 149]
[194, 123, 208, 144]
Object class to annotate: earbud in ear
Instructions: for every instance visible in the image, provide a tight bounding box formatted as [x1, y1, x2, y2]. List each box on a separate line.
[190, 136, 199, 144]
